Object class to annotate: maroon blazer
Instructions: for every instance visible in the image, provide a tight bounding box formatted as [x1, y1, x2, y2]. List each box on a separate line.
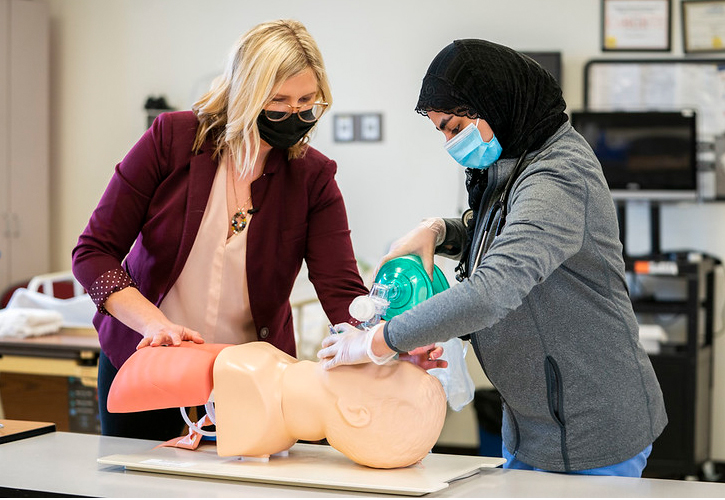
[72, 111, 368, 368]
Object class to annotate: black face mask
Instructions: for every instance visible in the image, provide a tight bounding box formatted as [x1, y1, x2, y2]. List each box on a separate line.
[257, 112, 316, 149]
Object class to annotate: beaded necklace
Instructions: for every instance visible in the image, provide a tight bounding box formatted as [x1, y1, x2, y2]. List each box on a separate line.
[228, 163, 253, 235]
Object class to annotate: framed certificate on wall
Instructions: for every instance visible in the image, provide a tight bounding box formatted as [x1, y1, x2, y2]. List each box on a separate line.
[602, 0, 672, 51]
[682, 0, 725, 52]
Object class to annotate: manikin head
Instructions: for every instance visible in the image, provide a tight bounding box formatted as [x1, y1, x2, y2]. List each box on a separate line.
[318, 361, 447, 468]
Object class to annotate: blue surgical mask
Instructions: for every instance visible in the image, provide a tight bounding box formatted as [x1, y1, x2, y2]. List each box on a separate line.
[444, 119, 502, 169]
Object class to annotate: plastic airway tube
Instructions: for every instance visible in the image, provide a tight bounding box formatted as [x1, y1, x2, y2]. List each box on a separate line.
[205, 398, 216, 425]
[179, 403, 216, 437]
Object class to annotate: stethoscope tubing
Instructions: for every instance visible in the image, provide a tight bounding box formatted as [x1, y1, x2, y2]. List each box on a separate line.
[470, 150, 530, 272]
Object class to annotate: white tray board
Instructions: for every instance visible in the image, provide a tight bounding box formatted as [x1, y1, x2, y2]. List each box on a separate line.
[98, 442, 505, 496]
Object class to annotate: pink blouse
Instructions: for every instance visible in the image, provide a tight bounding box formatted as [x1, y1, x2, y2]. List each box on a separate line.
[159, 155, 257, 344]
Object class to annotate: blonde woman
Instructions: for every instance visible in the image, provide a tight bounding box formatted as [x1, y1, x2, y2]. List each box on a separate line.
[72, 19, 368, 439]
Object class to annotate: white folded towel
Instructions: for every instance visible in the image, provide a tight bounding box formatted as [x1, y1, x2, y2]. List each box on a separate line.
[0, 308, 63, 338]
[5, 288, 95, 328]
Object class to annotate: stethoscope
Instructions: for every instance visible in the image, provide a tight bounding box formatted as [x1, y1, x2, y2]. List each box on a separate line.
[465, 149, 530, 277]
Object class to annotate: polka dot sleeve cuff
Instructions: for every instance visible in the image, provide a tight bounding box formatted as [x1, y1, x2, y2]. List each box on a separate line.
[89, 268, 137, 315]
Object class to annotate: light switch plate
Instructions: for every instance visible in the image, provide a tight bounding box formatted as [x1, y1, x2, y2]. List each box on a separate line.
[359, 113, 382, 141]
[333, 115, 355, 142]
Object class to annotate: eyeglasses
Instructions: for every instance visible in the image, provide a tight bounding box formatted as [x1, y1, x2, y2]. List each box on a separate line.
[263, 102, 329, 123]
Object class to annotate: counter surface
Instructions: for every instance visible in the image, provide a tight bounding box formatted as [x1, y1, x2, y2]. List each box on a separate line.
[0, 326, 99, 360]
[2, 432, 725, 497]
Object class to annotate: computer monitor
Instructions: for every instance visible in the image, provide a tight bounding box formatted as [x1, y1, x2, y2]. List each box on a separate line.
[570, 110, 698, 201]
[522, 51, 562, 85]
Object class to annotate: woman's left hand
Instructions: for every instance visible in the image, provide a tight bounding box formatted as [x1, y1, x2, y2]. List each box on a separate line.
[399, 344, 448, 370]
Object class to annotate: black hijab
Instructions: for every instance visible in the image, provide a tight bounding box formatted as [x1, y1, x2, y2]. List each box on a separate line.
[416, 39, 567, 158]
[415, 39, 567, 276]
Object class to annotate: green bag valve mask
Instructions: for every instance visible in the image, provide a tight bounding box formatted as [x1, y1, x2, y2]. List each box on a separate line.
[348, 255, 475, 411]
[373, 254, 450, 319]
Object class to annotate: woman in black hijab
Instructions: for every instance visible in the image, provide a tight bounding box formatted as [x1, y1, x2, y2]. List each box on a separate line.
[318, 40, 667, 477]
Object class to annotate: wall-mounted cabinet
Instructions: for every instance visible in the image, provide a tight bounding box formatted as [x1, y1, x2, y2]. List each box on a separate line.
[0, 0, 50, 294]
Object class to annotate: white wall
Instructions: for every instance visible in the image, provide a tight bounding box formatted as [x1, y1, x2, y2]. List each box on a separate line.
[45, 0, 606, 272]
[44, 0, 725, 458]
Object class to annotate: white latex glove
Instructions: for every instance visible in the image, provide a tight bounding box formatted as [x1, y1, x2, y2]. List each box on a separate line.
[376, 218, 445, 280]
[317, 323, 395, 370]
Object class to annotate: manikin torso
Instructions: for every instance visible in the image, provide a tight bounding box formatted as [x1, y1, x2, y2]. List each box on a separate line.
[108, 341, 447, 469]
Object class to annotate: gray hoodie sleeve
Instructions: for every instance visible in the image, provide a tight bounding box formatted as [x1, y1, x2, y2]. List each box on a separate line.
[385, 147, 590, 352]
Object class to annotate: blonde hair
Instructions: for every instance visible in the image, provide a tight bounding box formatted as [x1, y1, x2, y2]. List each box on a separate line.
[192, 19, 332, 176]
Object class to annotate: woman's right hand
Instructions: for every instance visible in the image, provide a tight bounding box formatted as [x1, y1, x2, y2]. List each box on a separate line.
[136, 321, 204, 349]
[102, 286, 204, 350]
[376, 218, 444, 280]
